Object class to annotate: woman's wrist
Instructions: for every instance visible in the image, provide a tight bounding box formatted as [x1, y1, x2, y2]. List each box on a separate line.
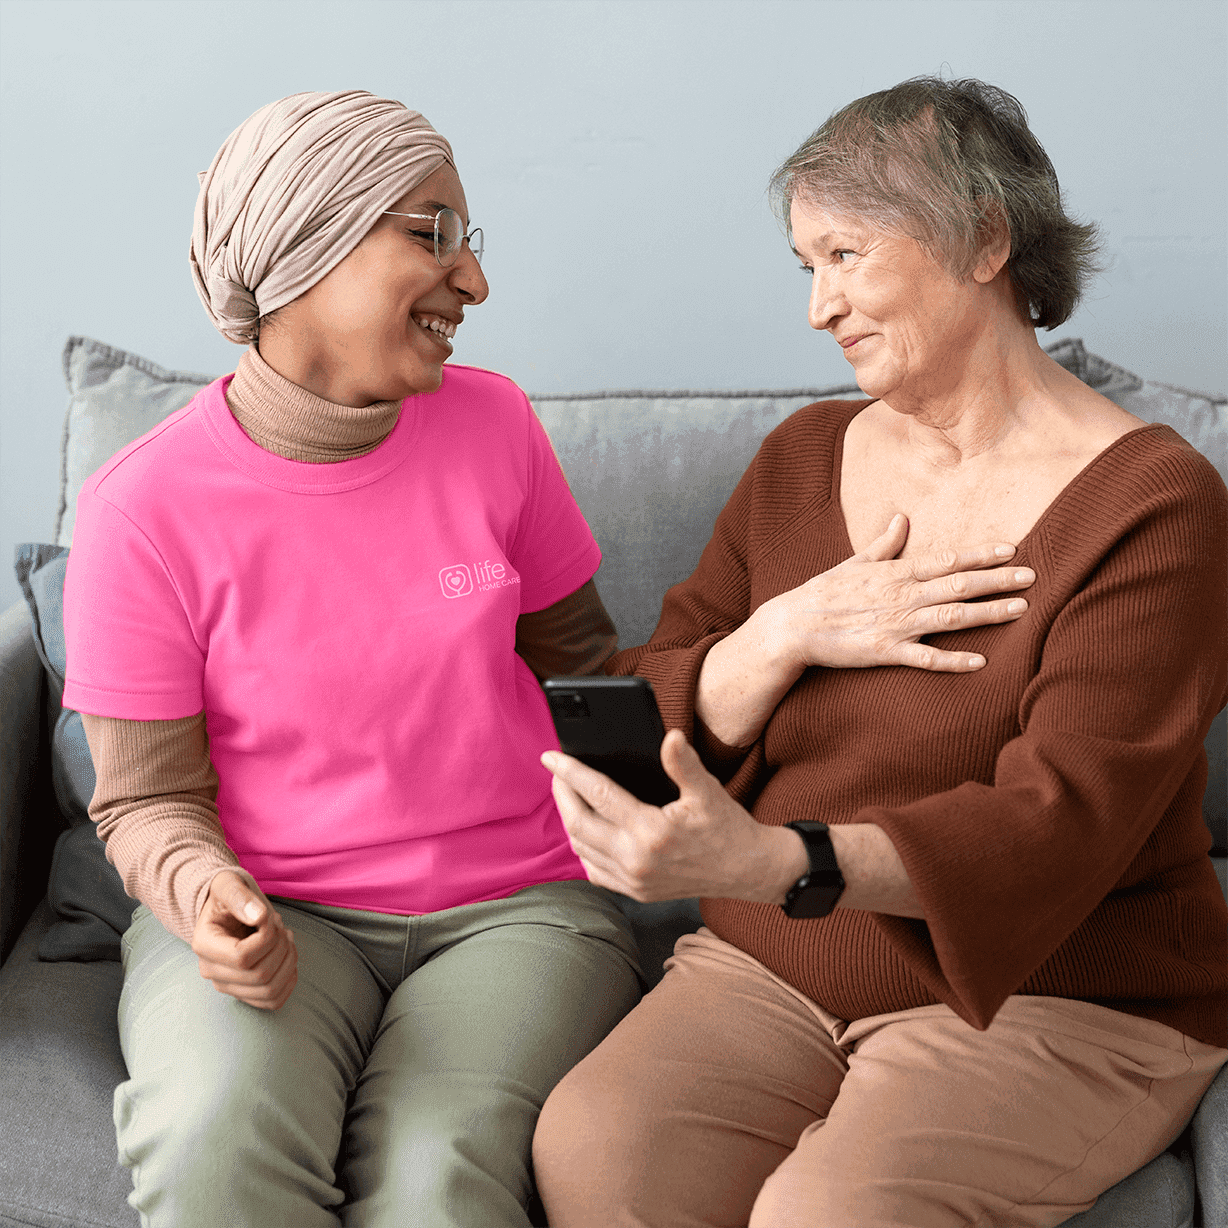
[755, 825, 811, 906]
[695, 603, 807, 748]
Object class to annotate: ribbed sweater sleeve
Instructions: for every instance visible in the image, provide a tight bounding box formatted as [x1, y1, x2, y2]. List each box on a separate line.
[516, 580, 619, 679]
[80, 710, 253, 942]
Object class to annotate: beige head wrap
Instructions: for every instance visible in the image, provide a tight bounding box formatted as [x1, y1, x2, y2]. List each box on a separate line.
[191, 90, 455, 344]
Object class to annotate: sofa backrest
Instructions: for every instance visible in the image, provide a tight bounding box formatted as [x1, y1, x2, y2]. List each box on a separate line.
[533, 388, 859, 648]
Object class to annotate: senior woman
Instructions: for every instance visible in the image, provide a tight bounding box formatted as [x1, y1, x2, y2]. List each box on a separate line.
[534, 77, 1228, 1228]
[60, 91, 651, 1228]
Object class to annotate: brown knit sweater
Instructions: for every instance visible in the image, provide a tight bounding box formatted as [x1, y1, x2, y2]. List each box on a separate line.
[610, 399, 1228, 1049]
[82, 348, 617, 941]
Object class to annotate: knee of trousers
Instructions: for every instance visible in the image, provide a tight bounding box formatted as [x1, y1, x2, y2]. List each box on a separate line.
[113, 1055, 344, 1215]
[750, 1150, 951, 1228]
[341, 1081, 541, 1228]
[533, 1055, 665, 1210]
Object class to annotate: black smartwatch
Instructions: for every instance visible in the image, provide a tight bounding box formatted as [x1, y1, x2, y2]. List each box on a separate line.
[781, 822, 845, 919]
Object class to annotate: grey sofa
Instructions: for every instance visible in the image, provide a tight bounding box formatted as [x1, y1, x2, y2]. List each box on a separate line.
[1, 335, 1225, 1228]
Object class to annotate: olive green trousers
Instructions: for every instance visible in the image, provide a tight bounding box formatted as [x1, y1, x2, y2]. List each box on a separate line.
[113, 880, 641, 1227]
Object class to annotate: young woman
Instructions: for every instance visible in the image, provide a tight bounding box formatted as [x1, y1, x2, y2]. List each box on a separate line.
[63, 90, 643, 1228]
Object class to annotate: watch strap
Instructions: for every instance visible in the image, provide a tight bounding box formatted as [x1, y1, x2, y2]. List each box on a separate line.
[781, 821, 845, 919]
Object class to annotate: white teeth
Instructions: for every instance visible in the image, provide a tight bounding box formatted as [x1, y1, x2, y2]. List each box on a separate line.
[414, 315, 455, 339]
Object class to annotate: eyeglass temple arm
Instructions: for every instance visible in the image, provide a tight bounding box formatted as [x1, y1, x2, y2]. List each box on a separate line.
[382, 210, 480, 237]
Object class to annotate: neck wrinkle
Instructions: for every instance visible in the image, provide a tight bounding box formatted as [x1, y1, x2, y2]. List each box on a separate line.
[225, 346, 402, 463]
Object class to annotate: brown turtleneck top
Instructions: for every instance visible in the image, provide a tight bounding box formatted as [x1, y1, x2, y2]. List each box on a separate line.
[81, 347, 617, 941]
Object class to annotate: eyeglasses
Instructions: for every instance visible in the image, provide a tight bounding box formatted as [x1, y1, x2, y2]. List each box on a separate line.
[382, 206, 484, 267]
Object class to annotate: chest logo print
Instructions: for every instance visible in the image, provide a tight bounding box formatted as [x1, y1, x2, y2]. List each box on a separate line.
[439, 565, 473, 598]
[439, 560, 522, 598]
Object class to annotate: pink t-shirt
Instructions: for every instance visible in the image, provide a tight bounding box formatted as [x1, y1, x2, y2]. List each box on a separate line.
[63, 364, 596, 913]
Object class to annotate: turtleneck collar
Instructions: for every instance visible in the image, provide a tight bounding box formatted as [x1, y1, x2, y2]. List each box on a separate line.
[224, 346, 403, 463]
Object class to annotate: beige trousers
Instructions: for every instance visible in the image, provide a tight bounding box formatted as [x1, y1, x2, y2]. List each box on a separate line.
[533, 927, 1226, 1228]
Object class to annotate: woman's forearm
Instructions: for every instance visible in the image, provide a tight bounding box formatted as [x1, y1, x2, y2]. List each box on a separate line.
[757, 823, 922, 918]
[693, 600, 804, 748]
[828, 823, 924, 918]
[80, 710, 243, 942]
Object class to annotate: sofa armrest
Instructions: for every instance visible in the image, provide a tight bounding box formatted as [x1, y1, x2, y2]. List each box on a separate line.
[0, 598, 58, 964]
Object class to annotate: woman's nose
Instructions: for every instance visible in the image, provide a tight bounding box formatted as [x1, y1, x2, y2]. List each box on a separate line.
[808, 269, 844, 332]
[449, 244, 489, 305]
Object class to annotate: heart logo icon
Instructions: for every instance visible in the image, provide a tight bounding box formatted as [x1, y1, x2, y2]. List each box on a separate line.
[439, 564, 473, 598]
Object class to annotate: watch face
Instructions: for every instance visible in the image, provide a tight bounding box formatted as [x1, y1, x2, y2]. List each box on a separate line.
[785, 880, 844, 919]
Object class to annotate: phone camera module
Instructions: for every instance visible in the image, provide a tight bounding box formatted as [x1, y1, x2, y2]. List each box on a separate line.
[547, 690, 591, 720]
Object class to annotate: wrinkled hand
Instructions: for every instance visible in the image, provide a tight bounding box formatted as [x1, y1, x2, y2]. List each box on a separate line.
[766, 514, 1035, 673]
[542, 730, 801, 904]
[191, 869, 298, 1010]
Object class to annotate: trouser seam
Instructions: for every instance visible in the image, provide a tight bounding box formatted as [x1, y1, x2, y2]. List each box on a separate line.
[977, 1075, 1165, 1225]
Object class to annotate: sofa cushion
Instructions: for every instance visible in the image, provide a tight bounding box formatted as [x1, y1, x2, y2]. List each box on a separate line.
[44, 334, 1228, 876]
[0, 900, 138, 1227]
[39, 824, 139, 962]
[14, 544, 95, 825]
[57, 336, 215, 546]
[14, 543, 135, 961]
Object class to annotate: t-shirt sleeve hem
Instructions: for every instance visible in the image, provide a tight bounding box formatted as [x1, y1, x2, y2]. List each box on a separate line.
[518, 539, 603, 614]
[62, 678, 203, 721]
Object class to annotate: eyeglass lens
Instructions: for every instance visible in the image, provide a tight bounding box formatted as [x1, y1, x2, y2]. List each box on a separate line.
[435, 209, 483, 267]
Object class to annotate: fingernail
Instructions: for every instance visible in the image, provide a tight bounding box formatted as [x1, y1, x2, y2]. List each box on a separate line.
[541, 752, 556, 770]
[1007, 599, 1027, 613]
[968, 655, 986, 668]
[243, 902, 261, 924]
[1014, 570, 1034, 583]
[995, 545, 1015, 557]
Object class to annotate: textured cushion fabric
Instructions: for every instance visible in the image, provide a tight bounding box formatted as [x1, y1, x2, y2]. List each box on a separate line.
[57, 336, 215, 545]
[14, 545, 96, 826]
[14, 543, 135, 961]
[14, 542, 69, 696]
[39, 824, 138, 963]
[1192, 1061, 1228, 1228]
[1061, 1151, 1195, 1228]
[0, 901, 137, 1228]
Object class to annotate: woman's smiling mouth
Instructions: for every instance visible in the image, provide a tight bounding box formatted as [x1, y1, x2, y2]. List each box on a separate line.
[412, 313, 457, 354]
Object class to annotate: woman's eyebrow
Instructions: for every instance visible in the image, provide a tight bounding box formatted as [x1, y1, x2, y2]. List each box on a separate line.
[792, 232, 838, 261]
[410, 198, 470, 228]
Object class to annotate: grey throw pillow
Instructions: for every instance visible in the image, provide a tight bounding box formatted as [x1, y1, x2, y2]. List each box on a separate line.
[39, 825, 138, 962]
[57, 335, 215, 545]
[14, 543, 135, 960]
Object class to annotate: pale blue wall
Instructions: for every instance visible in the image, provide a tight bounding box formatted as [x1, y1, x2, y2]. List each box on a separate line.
[1, 0, 1225, 612]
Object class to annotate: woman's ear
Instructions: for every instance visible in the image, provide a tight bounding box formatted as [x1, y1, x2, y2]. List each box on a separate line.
[971, 199, 1011, 284]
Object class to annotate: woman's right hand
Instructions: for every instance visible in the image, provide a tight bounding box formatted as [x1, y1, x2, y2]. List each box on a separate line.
[695, 514, 1035, 748]
[191, 869, 298, 1010]
[765, 513, 1035, 673]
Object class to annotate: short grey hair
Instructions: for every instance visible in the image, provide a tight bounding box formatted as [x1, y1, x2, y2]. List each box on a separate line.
[769, 76, 1101, 329]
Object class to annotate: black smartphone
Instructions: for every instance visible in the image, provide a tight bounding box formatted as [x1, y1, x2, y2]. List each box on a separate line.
[543, 676, 680, 807]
